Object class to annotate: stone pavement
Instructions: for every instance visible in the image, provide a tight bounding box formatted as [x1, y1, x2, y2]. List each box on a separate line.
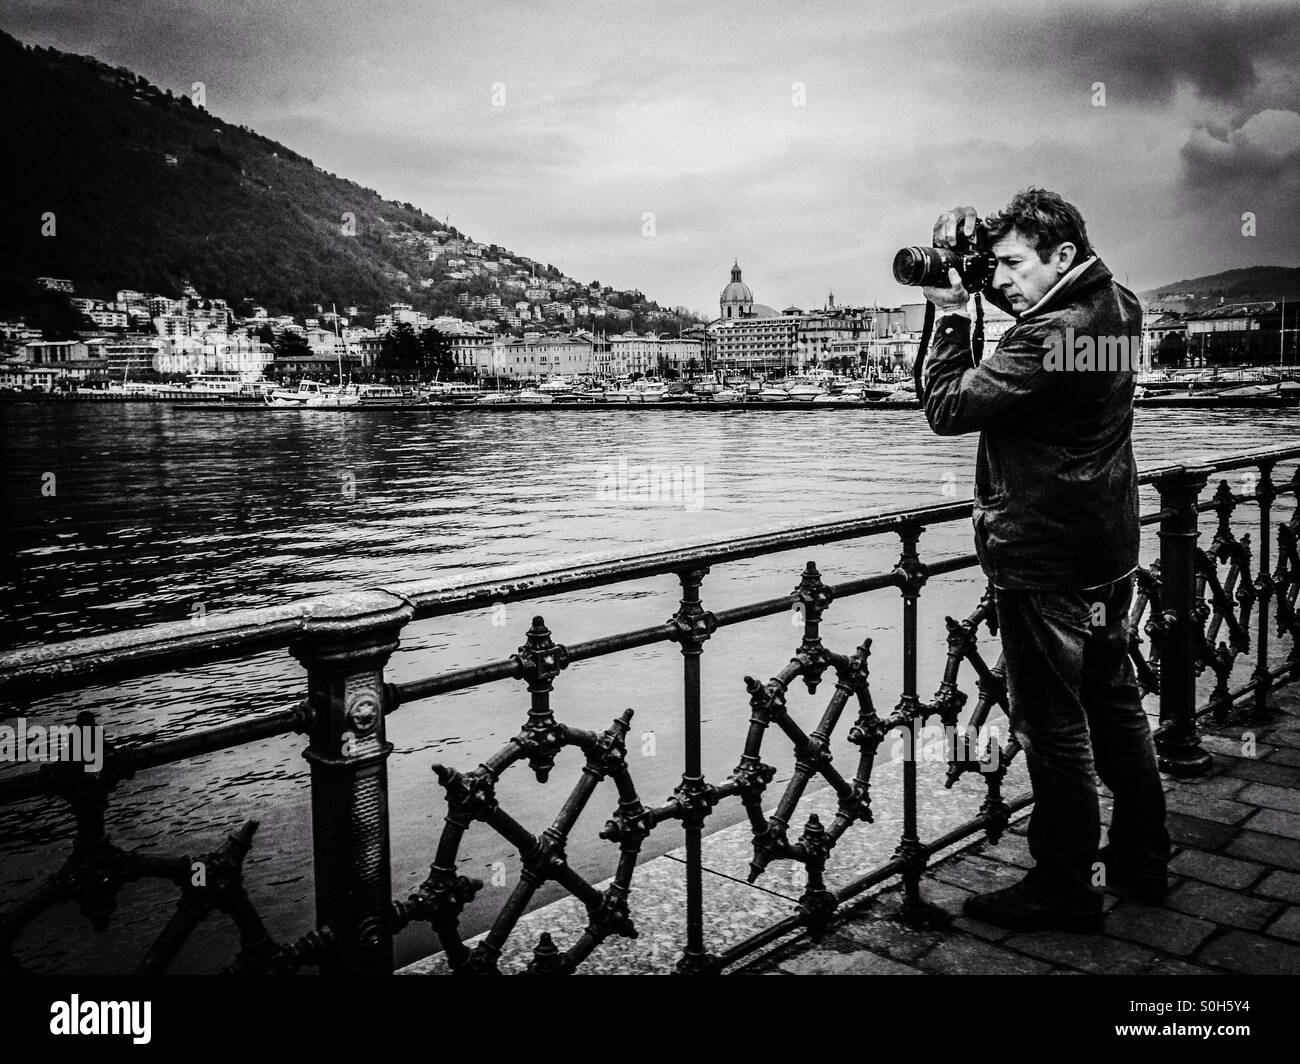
[741, 682, 1300, 975]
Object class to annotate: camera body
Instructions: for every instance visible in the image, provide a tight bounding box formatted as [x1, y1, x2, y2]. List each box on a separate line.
[893, 217, 997, 290]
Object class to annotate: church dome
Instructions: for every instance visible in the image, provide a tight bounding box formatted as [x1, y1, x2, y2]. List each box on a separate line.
[719, 261, 753, 304]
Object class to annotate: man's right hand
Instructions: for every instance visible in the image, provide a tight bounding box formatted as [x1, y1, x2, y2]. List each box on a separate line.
[932, 206, 980, 250]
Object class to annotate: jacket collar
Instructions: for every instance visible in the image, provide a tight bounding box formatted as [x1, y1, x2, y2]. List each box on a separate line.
[1016, 255, 1109, 320]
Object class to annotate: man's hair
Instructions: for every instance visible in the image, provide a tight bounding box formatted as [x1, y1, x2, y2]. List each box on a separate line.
[985, 188, 1094, 263]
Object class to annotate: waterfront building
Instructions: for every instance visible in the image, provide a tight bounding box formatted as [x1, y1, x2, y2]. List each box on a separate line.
[1184, 301, 1294, 367]
[489, 334, 594, 379]
[607, 332, 661, 377]
[660, 336, 706, 376]
[85, 337, 166, 376]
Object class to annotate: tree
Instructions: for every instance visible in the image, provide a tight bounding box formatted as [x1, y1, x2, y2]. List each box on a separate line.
[377, 321, 422, 380]
[272, 329, 310, 360]
[1155, 332, 1187, 368]
[419, 327, 457, 379]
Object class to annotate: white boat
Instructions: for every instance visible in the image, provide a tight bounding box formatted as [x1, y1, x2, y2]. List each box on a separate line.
[758, 383, 791, 402]
[424, 381, 483, 403]
[634, 379, 667, 401]
[537, 376, 574, 395]
[712, 387, 743, 402]
[603, 383, 640, 403]
[786, 380, 828, 401]
[186, 374, 248, 396]
[268, 380, 360, 407]
[514, 388, 554, 405]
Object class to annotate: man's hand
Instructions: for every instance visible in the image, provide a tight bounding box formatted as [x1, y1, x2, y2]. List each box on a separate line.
[922, 267, 970, 313]
[933, 206, 980, 250]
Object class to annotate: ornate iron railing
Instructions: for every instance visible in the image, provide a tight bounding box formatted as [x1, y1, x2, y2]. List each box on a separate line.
[1, 445, 1297, 974]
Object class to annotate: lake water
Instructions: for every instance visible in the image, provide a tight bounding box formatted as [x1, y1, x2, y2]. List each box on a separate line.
[1, 403, 1296, 972]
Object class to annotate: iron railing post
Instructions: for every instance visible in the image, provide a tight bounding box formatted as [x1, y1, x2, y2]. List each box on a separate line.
[892, 524, 947, 927]
[1252, 461, 1277, 717]
[1153, 467, 1213, 776]
[291, 590, 414, 974]
[669, 567, 717, 973]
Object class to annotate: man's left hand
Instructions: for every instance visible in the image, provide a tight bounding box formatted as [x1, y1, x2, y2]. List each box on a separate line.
[922, 267, 971, 314]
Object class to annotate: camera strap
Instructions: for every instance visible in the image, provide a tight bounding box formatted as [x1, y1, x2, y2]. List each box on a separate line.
[913, 302, 935, 398]
[913, 293, 986, 400]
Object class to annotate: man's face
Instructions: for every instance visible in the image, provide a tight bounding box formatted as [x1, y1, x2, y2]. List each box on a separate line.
[990, 227, 1077, 312]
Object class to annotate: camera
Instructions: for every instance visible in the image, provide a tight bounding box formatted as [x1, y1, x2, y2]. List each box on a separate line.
[893, 216, 997, 289]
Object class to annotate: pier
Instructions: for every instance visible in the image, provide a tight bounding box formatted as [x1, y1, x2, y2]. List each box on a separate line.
[1, 444, 1297, 975]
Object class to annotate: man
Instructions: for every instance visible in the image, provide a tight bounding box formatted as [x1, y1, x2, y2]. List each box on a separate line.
[920, 188, 1171, 933]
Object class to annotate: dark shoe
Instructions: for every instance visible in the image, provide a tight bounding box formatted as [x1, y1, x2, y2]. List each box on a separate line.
[1095, 843, 1168, 903]
[962, 874, 1104, 933]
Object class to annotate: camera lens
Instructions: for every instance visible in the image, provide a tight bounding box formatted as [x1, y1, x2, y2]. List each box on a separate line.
[893, 246, 953, 286]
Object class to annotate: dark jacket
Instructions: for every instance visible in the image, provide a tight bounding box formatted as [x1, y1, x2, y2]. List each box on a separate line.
[922, 257, 1142, 590]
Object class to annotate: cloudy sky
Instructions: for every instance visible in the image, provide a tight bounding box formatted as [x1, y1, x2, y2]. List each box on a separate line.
[4, 0, 1298, 314]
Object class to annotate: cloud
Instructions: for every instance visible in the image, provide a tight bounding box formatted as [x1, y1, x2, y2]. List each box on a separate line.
[1183, 108, 1300, 180]
[2, 0, 1298, 308]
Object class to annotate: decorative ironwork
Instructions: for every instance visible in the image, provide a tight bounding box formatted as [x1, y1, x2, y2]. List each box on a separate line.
[1, 447, 1297, 974]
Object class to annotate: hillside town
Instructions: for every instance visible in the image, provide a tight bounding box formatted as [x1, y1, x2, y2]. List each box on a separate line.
[0, 262, 1295, 395]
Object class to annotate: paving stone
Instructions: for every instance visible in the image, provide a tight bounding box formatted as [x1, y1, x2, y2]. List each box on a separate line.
[836, 915, 946, 963]
[915, 934, 1052, 975]
[952, 914, 1013, 943]
[1256, 870, 1300, 903]
[1169, 849, 1267, 890]
[1163, 790, 1257, 825]
[1268, 747, 1300, 768]
[1241, 807, 1300, 838]
[1262, 906, 1300, 944]
[1103, 900, 1217, 956]
[1197, 930, 1300, 975]
[1165, 811, 1239, 851]
[930, 855, 1026, 895]
[1217, 758, 1300, 787]
[1238, 781, 1300, 814]
[1002, 930, 1157, 974]
[1141, 956, 1220, 975]
[1166, 880, 1282, 931]
[1199, 733, 1274, 759]
[1227, 830, 1300, 872]
[1257, 726, 1300, 750]
[970, 832, 1036, 869]
[1167, 775, 1249, 799]
[775, 944, 925, 975]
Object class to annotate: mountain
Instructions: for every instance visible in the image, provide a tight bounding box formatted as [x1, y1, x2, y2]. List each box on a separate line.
[0, 31, 699, 330]
[1139, 266, 1300, 314]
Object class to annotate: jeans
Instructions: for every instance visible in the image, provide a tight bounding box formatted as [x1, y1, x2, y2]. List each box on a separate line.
[994, 573, 1171, 902]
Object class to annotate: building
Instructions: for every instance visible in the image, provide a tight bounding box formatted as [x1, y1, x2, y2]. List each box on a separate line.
[85, 338, 166, 376]
[1183, 301, 1293, 366]
[489, 335, 594, 379]
[3, 340, 104, 389]
[606, 332, 661, 377]
[21, 340, 90, 363]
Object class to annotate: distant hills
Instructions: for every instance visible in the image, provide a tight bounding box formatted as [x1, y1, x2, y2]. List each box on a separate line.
[0, 30, 699, 331]
[1139, 266, 1300, 314]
